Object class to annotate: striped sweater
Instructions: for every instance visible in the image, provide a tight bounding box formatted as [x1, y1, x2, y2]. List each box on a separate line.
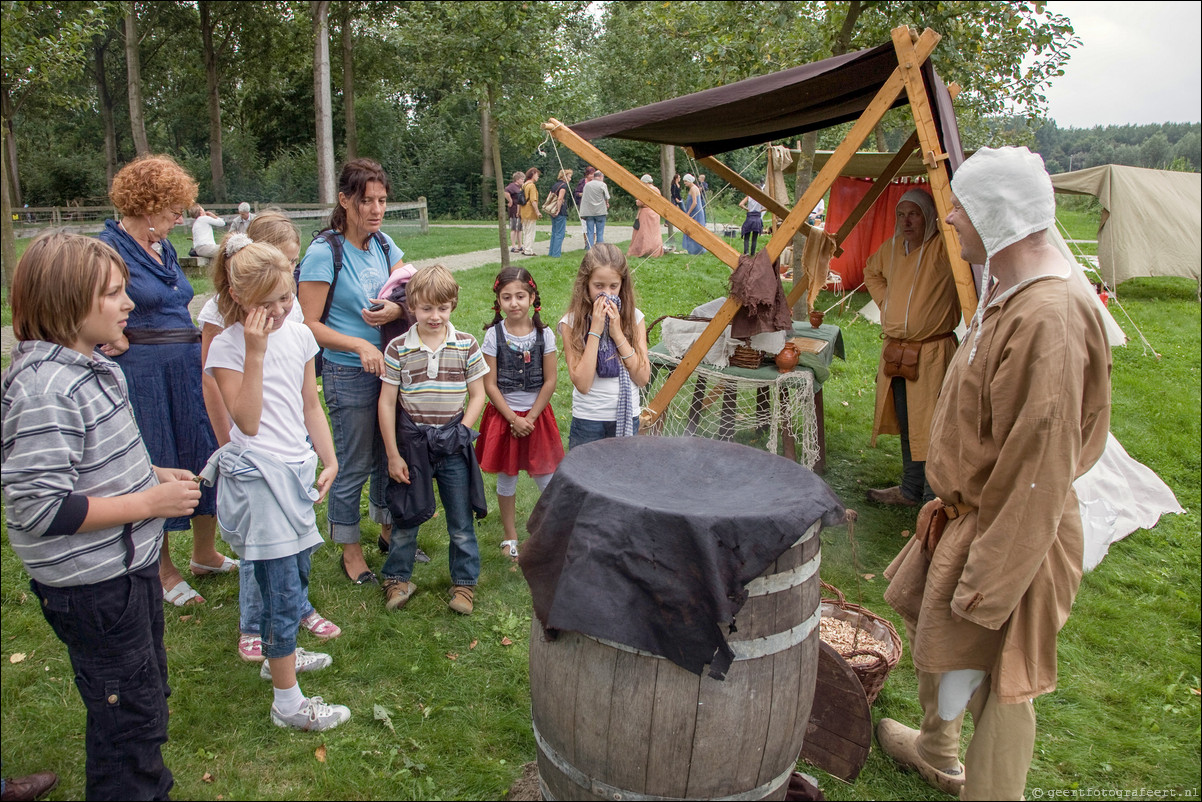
[382, 322, 489, 425]
[2, 341, 163, 587]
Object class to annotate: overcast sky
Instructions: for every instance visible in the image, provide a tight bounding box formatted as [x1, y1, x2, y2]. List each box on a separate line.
[1043, 1, 1201, 128]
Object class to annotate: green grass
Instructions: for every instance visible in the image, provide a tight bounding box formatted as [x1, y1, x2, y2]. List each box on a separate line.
[2, 227, 1199, 799]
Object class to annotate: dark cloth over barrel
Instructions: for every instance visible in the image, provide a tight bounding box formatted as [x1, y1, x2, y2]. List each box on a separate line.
[520, 437, 844, 679]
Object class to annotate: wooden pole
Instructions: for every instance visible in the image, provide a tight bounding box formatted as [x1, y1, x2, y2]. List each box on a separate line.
[891, 27, 977, 322]
[780, 27, 940, 309]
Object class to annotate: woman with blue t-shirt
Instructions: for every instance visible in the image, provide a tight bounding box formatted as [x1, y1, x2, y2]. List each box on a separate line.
[298, 159, 406, 586]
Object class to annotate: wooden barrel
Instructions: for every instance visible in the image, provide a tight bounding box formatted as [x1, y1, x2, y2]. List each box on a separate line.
[529, 520, 822, 801]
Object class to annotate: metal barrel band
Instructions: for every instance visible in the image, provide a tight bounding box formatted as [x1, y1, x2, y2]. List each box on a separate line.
[745, 549, 821, 597]
[533, 719, 795, 801]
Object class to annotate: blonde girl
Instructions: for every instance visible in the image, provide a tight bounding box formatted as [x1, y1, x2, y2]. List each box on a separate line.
[557, 243, 651, 448]
[202, 237, 349, 731]
[475, 267, 565, 560]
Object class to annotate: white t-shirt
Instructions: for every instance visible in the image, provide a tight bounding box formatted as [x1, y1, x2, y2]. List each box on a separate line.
[197, 296, 304, 329]
[192, 215, 227, 250]
[204, 319, 320, 463]
[558, 309, 644, 422]
[482, 322, 557, 412]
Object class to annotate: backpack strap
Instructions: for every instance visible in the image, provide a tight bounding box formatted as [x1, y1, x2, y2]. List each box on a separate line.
[311, 229, 344, 325]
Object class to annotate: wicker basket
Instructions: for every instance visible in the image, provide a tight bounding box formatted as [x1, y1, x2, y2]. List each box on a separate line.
[819, 581, 902, 705]
[730, 343, 766, 369]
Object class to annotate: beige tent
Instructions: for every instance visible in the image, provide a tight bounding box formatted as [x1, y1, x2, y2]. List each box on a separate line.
[1050, 165, 1201, 287]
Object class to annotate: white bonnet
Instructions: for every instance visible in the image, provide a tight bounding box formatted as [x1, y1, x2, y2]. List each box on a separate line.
[950, 146, 1054, 260]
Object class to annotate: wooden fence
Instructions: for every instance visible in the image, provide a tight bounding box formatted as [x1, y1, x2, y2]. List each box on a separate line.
[11, 198, 428, 237]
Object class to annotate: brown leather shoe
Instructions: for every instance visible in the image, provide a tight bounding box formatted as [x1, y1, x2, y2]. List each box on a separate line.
[383, 579, 417, 611]
[448, 585, 475, 615]
[2, 771, 58, 802]
[867, 485, 919, 507]
[876, 718, 965, 797]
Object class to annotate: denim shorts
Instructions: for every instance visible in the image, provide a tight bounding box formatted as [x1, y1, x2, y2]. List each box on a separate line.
[239, 545, 318, 635]
[252, 549, 313, 660]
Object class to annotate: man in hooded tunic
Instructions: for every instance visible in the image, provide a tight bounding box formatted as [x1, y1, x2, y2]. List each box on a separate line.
[878, 147, 1112, 800]
[864, 189, 960, 507]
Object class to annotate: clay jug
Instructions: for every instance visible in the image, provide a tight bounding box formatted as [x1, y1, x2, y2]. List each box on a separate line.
[775, 341, 801, 373]
[809, 309, 825, 329]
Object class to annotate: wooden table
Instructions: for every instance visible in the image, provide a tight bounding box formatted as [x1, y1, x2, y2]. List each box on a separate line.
[644, 322, 843, 472]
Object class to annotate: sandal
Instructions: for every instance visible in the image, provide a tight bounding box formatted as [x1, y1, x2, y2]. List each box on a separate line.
[500, 540, 519, 560]
[163, 579, 205, 606]
[189, 555, 239, 576]
[300, 611, 342, 640]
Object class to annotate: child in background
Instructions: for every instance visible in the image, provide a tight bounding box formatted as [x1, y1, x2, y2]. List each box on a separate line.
[198, 213, 341, 663]
[476, 267, 565, 560]
[3, 232, 202, 797]
[558, 243, 651, 448]
[202, 236, 350, 731]
[378, 264, 489, 615]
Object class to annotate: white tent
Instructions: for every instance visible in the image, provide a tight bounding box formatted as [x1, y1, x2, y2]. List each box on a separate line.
[1050, 165, 1201, 288]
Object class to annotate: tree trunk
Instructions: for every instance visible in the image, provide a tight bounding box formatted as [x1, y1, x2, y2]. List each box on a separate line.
[312, 1, 335, 204]
[487, 86, 508, 269]
[1, 86, 21, 209]
[792, 132, 818, 320]
[1, 123, 15, 293]
[125, 6, 149, 156]
[199, 1, 225, 201]
[340, 5, 357, 162]
[874, 123, 888, 152]
[479, 98, 493, 213]
[93, 35, 118, 190]
[660, 143, 675, 240]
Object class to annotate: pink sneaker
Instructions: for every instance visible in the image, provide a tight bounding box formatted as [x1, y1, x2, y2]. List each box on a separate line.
[300, 611, 342, 640]
[238, 633, 264, 663]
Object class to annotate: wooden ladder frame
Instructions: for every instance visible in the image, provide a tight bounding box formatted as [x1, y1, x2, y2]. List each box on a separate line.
[542, 26, 976, 428]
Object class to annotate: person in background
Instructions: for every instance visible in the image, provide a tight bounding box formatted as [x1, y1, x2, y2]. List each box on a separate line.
[696, 173, 710, 209]
[680, 174, 707, 256]
[4, 232, 202, 799]
[737, 187, 765, 255]
[97, 154, 231, 608]
[190, 204, 226, 258]
[505, 171, 524, 253]
[670, 173, 683, 210]
[627, 174, 664, 258]
[547, 169, 572, 258]
[230, 201, 254, 235]
[519, 167, 541, 256]
[863, 189, 959, 508]
[579, 171, 610, 250]
[878, 147, 1112, 801]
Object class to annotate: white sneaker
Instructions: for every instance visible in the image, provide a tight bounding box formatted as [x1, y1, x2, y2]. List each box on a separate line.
[260, 647, 333, 680]
[270, 696, 351, 732]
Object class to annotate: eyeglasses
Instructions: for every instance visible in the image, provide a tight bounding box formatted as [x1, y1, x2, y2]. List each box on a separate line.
[167, 207, 185, 219]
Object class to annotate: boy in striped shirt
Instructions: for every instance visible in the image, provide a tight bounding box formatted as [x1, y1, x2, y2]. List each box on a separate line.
[377, 264, 489, 614]
[2, 233, 202, 799]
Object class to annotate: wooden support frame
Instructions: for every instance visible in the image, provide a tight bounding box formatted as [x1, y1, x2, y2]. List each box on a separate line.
[544, 26, 961, 428]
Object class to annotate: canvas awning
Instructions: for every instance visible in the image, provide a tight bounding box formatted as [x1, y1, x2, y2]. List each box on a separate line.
[1050, 165, 1201, 286]
[571, 42, 963, 168]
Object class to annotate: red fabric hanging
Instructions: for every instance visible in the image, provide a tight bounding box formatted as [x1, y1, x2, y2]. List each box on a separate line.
[826, 177, 925, 290]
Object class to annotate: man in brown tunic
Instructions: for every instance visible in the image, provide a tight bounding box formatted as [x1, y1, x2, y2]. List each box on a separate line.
[879, 147, 1112, 800]
[864, 189, 961, 507]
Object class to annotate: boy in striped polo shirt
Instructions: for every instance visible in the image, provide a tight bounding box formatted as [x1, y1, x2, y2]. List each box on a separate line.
[378, 264, 489, 614]
[2, 233, 202, 799]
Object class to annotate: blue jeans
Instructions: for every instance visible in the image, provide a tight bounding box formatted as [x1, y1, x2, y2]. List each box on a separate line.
[322, 359, 392, 544]
[568, 416, 640, 449]
[252, 549, 312, 660]
[32, 567, 173, 801]
[583, 215, 606, 249]
[380, 452, 480, 586]
[239, 546, 317, 635]
[549, 214, 568, 257]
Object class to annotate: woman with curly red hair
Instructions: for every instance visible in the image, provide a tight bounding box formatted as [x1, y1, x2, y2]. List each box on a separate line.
[98, 154, 232, 607]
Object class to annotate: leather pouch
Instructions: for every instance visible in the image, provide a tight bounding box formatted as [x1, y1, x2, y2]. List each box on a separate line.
[882, 337, 920, 381]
